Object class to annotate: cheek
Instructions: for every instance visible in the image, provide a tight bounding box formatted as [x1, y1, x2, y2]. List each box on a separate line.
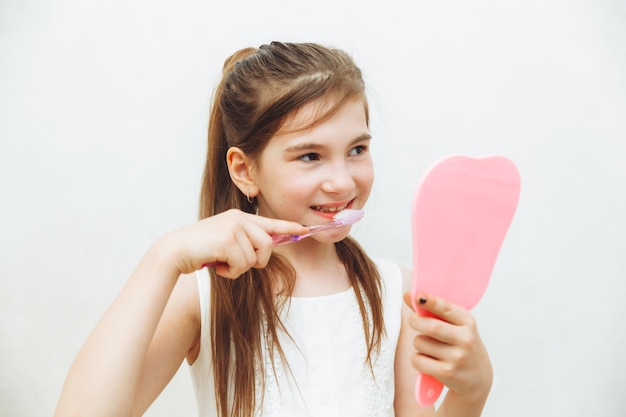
[272, 172, 315, 202]
[355, 160, 375, 189]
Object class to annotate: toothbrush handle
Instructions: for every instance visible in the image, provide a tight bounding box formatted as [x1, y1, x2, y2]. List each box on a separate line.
[271, 233, 300, 245]
[416, 373, 444, 407]
[269, 222, 338, 246]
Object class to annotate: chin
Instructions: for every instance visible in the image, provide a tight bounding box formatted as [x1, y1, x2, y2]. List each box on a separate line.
[315, 231, 351, 245]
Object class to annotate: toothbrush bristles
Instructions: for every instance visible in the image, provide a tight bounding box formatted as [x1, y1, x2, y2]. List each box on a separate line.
[333, 209, 364, 225]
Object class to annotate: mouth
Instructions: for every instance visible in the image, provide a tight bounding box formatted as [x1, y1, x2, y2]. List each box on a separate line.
[310, 200, 354, 216]
[311, 204, 348, 213]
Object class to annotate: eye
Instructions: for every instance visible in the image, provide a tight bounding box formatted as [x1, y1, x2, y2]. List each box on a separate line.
[348, 145, 367, 156]
[299, 153, 320, 162]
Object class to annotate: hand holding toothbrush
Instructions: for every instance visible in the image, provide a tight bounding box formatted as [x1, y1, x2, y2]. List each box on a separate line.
[157, 209, 363, 278]
[202, 209, 364, 271]
[156, 209, 308, 278]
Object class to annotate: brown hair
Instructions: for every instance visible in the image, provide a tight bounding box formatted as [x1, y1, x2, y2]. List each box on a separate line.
[199, 42, 384, 417]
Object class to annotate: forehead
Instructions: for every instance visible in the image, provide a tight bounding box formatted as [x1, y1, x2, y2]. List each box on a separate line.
[276, 96, 367, 137]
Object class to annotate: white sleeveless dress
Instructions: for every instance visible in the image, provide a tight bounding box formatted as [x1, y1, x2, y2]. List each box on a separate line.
[189, 258, 403, 417]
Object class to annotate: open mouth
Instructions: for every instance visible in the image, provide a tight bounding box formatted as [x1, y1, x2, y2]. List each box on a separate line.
[311, 204, 347, 213]
[310, 200, 354, 214]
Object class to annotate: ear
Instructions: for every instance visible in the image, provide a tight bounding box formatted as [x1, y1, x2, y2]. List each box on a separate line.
[226, 147, 258, 197]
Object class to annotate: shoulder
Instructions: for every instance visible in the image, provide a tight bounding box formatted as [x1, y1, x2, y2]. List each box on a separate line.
[370, 258, 406, 326]
[370, 257, 408, 294]
[376, 259, 412, 294]
[371, 257, 401, 278]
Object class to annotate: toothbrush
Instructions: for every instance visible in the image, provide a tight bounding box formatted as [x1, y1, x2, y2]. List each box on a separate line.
[271, 208, 364, 245]
[203, 209, 364, 268]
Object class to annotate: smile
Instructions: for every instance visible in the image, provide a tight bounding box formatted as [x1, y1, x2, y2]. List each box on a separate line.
[311, 204, 349, 213]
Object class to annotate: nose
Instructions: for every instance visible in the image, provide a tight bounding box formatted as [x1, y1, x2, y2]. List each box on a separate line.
[320, 160, 355, 195]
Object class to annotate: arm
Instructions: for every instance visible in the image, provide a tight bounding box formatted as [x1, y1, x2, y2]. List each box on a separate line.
[54, 210, 308, 417]
[54, 244, 202, 417]
[131, 272, 201, 416]
[394, 267, 492, 417]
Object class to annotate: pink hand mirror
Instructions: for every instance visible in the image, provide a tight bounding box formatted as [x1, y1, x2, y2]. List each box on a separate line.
[411, 155, 521, 406]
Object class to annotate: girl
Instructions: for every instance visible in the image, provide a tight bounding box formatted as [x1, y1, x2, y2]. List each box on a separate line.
[54, 42, 492, 417]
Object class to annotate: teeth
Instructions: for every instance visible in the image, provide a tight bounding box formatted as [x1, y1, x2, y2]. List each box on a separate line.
[313, 205, 347, 213]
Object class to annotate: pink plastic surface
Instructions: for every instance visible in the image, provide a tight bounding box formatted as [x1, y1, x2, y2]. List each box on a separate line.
[411, 155, 521, 406]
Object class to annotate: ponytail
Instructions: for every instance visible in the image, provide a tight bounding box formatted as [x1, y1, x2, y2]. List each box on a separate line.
[199, 47, 258, 219]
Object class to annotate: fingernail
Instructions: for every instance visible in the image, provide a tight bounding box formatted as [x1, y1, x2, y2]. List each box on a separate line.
[418, 297, 427, 305]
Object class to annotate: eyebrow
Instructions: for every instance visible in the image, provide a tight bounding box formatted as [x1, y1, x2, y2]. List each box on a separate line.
[283, 133, 372, 153]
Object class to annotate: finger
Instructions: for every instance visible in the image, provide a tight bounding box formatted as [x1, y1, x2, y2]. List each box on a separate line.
[411, 350, 445, 379]
[413, 333, 452, 360]
[409, 292, 470, 326]
[238, 219, 276, 268]
[403, 291, 415, 310]
[204, 211, 309, 276]
[241, 214, 309, 268]
[248, 214, 309, 236]
[409, 314, 458, 346]
[214, 237, 254, 279]
[232, 225, 261, 267]
[218, 216, 279, 273]
[208, 223, 259, 278]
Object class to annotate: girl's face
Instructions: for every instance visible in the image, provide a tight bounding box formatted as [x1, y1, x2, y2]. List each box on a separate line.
[253, 98, 373, 242]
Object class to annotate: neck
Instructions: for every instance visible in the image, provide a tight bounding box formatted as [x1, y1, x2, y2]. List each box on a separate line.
[274, 239, 351, 297]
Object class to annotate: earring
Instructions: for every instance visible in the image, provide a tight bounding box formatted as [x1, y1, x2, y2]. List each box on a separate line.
[246, 189, 253, 204]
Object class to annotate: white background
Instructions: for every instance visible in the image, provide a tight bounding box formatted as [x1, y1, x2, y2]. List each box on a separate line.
[1, 0, 625, 416]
